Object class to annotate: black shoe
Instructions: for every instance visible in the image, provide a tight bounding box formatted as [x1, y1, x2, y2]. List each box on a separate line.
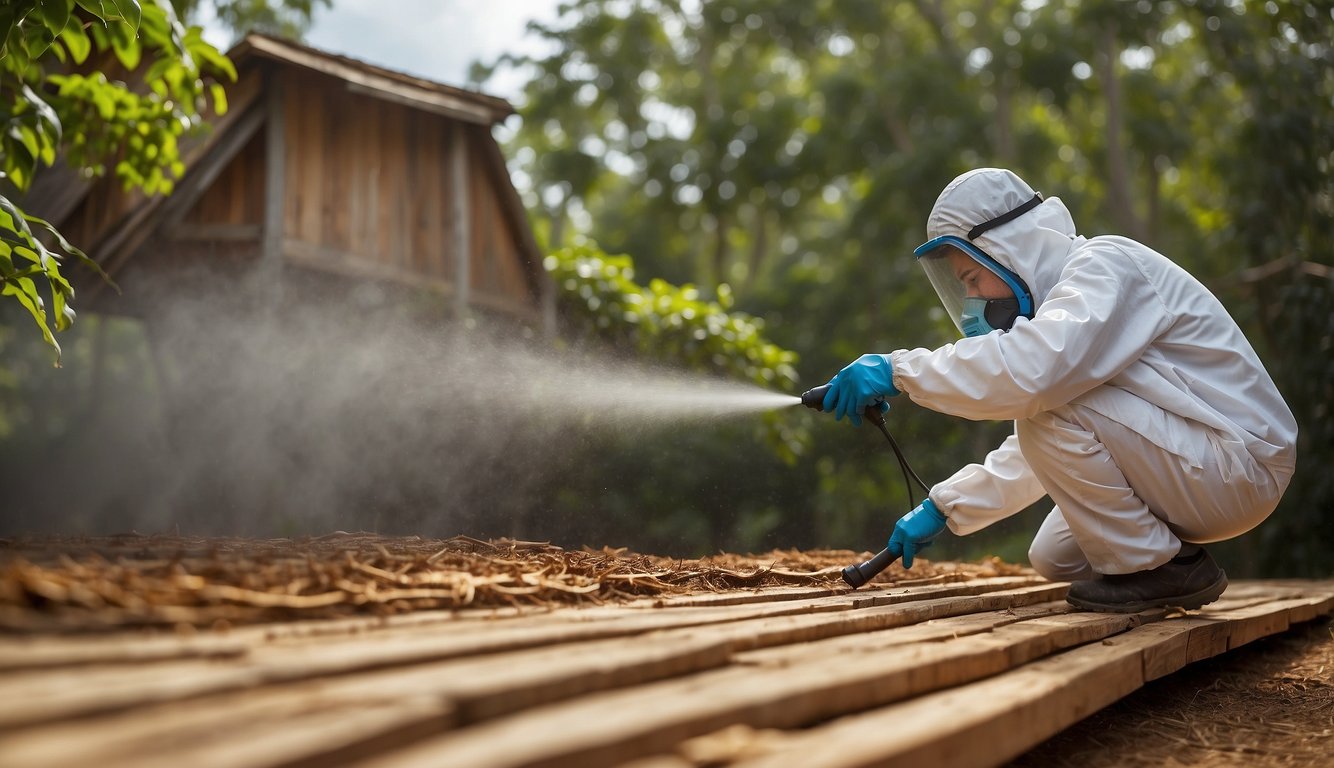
[1065, 546, 1228, 613]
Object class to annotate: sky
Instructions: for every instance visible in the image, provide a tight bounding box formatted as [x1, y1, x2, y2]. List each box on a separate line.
[205, 0, 564, 101]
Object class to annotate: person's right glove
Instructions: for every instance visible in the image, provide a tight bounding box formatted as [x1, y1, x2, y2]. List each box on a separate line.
[888, 498, 947, 569]
[821, 353, 900, 427]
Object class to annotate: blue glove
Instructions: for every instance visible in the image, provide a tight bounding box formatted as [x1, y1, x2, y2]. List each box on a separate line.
[822, 354, 900, 426]
[889, 498, 947, 569]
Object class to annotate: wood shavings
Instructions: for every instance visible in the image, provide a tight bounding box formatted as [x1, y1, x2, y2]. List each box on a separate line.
[0, 534, 1029, 633]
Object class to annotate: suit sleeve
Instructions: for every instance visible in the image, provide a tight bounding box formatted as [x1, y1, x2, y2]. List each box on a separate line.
[931, 432, 1048, 535]
[891, 245, 1174, 421]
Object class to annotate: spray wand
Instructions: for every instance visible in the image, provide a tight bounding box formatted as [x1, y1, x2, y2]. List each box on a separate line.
[800, 384, 932, 589]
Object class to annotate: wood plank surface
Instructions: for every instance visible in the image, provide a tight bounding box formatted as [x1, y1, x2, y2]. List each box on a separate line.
[0, 577, 1329, 768]
[716, 593, 1334, 768]
[0, 583, 1061, 733]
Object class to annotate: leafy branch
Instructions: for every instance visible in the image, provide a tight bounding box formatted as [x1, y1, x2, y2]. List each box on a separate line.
[0, 0, 235, 363]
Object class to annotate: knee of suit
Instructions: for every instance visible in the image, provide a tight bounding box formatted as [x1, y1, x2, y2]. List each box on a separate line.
[1028, 537, 1096, 582]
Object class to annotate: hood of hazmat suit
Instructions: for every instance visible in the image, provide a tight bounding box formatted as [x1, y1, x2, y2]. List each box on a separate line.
[913, 168, 1076, 335]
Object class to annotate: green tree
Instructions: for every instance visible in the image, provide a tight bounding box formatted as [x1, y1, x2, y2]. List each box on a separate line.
[1191, 0, 1333, 575]
[1, 0, 234, 362]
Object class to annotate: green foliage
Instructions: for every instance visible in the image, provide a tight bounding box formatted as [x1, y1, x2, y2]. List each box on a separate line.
[0, 0, 234, 362]
[546, 242, 799, 392]
[546, 241, 809, 468]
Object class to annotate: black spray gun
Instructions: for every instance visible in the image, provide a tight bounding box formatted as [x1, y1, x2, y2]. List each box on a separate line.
[800, 384, 932, 589]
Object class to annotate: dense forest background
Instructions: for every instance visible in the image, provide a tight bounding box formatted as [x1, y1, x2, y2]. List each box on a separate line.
[2, 0, 1330, 577]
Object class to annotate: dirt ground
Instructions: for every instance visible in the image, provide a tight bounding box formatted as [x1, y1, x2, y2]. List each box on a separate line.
[1011, 615, 1334, 767]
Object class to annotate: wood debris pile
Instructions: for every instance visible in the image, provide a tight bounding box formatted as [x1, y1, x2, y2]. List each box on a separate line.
[0, 533, 1027, 632]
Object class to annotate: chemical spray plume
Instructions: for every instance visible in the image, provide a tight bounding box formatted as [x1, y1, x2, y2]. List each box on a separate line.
[0, 265, 805, 537]
[447, 349, 801, 423]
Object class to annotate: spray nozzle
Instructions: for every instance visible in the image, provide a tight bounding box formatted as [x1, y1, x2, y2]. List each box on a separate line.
[799, 384, 885, 426]
[799, 385, 829, 411]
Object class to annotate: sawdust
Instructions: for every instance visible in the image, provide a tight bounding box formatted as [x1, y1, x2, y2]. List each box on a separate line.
[1009, 616, 1334, 767]
[0, 533, 1027, 633]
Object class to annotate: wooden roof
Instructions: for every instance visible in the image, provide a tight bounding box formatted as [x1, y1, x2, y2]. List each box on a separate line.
[229, 34, 516, 127]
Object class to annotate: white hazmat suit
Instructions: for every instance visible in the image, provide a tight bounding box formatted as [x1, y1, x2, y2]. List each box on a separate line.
[891, 169, 1297, 579]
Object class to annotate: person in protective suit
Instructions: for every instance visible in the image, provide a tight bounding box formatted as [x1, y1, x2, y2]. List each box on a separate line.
[819, 168, 1297, 613]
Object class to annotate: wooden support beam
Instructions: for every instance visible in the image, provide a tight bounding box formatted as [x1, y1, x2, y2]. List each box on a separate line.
[262, 74, 286, 267]
[450, 121, 471, 318]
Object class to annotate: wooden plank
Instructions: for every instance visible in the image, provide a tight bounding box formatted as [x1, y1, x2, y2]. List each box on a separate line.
[0, 632, 250, 672]
[11, 697, 454, 768]
[6, 578, 1328, 768]
[732, 627, 1151, 768]
[726, 594, 1334, 768]
[0, 588, 1064, 768]
[701, 586, 1067, 656]
[0, 633, 726, 768]
[352, 603, 1150, 768]
[0, 582, 1056, 731]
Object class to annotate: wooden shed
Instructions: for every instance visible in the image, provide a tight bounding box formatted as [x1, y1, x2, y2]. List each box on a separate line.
[33, 33, 551, 329]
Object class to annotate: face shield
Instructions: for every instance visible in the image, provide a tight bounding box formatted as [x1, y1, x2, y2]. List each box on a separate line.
[913, 235, 1034, 337]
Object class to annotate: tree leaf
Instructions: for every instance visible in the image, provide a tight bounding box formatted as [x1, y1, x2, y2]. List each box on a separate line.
[107, 0, 142, 30]
[74, 0, 110, 24]
[36, 0, 71, 38]
[59, 19, 91, 64]
[19, 15, 52, 58]
[0, 6, 18, 58]
[2, 276, 61, 362]
[209, 81, 228, 115]
[109, 25, 141, 70]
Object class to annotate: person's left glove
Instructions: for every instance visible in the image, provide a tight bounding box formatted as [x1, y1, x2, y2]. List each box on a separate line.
[822, 353, 900, 426]
[889, 498, 947, 569]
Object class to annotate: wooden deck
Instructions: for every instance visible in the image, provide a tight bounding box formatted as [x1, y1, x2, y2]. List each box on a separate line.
[2, 573, 1330, 768]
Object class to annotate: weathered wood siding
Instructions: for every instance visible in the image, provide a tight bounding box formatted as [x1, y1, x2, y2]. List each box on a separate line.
[270, 68, 535, 315]
[466, 129, 534, 312]
[179, 124, 266, 232]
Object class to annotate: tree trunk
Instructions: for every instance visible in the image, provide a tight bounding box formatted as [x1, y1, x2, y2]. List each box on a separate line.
[1145, 162, 1160, 243]
[548, 194, 568, 250]
[994, 68, 1014, 163]
[745, 204, 768, 292]
[713, 210, 731, 292]
[1099, 21, 1144, 240]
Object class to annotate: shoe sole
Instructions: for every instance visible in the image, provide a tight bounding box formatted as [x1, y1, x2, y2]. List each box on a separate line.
[1065, 571, 1229, 614]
